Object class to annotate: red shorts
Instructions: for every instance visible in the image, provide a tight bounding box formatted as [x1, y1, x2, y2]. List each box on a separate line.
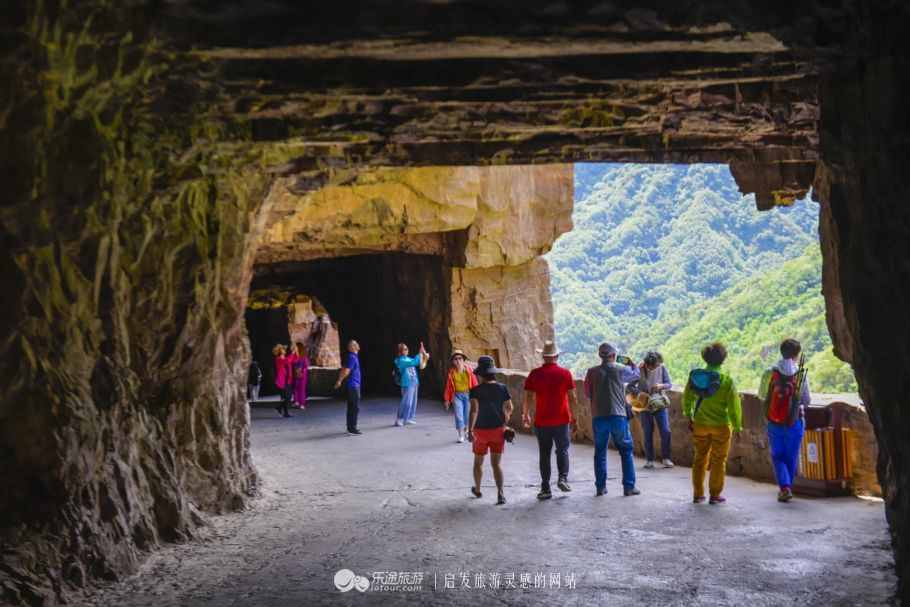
[472, 427, 505, 455]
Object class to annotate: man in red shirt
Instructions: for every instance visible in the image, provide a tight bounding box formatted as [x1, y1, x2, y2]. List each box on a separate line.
[522, 340, 578, 500]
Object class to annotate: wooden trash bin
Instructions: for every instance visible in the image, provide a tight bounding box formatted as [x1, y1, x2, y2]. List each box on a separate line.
[794, 405, 854, 497]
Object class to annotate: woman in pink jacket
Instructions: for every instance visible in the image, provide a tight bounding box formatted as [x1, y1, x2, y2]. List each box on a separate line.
[291, 341, 309, 409]
[272, 344, 292, 418]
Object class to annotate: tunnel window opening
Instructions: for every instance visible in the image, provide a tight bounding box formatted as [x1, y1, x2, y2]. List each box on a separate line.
[549, 162, 858, 398]
[247, 253, 451, 398]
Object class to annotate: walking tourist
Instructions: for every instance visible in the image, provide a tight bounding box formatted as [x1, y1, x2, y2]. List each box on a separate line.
[247, 359, 262, 404]
[759, 338, 810, 502]
[272, 344, 293, 418]
[467, 356, 514, 505]
[523, 340, 577, 500]
[444, 349, 478, 443]
[291, 341, 309, 409]
[333, 340, 363, 435]
[683, 341, 743, 505]
[393, 342, 429, 426]
[584, 343, 641, 496]
[637, 351, 674, 469]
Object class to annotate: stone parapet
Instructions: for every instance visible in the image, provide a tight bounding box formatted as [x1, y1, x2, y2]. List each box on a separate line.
[496, 370, 879, 497]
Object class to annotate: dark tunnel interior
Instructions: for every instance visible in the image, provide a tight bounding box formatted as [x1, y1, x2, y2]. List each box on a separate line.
[248, 253, 452, 398]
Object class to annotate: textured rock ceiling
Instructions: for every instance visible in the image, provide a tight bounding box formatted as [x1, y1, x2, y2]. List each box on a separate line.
[160, 0, 827, 209]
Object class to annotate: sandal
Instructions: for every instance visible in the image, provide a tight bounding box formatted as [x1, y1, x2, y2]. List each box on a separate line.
[471, 487, 482, 498]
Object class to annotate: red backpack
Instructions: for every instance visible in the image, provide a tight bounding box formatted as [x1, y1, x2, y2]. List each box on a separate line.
[766, 370, 800, 425]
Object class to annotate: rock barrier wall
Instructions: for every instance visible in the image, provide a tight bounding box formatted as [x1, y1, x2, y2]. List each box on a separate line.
[496, 370, 880, 497]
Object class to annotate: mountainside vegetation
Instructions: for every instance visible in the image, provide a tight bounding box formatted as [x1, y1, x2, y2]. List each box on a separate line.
[548, 164, 858, 394]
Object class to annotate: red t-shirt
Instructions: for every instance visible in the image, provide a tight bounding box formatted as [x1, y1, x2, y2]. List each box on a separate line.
[524, 363, 575, 427]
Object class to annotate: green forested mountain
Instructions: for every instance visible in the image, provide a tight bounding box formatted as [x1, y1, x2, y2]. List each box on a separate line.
[548, 164, 857, 393]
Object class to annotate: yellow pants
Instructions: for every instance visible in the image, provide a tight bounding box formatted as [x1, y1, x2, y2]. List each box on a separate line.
[692, 423, 732, 498]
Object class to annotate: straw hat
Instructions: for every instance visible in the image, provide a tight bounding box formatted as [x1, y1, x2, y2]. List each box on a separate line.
[450, 349, 470, 362]
[537, 340, 561, 357]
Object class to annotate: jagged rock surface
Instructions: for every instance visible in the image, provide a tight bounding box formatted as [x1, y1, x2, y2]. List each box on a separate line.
[3, 1, 910, 604]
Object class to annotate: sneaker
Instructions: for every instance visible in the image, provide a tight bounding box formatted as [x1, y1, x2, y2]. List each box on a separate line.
[394, 419, 404, 427]
[348, 429, 362, 435]
[557, 477, 572, 492]
[662, 459, 675, 469]
[778, 487, 793, 502]
[693, 496, 706, 504]
[405, 420, 417, 425]
[643, 460, 655, 469]
[537, 486, 553, 500]
[496, 492, 506, 505]
[595, 488, 606, 497]
[623, 487, 641, 497]
[457, 435, 465, 444]
[709, 496, 727, 505]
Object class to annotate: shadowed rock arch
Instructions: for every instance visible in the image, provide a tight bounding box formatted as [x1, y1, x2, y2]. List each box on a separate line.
[2, 1, 909, 604]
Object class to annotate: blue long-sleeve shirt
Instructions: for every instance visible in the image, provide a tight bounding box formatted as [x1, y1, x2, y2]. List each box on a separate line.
[394, 355, 422, 388]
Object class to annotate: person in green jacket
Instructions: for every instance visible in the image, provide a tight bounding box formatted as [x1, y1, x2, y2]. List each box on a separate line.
[682, 342, 743, 505]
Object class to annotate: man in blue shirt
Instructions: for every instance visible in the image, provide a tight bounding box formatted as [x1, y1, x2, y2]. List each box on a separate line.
[394, 342, 429, 426]
[334, 340, 363, 435]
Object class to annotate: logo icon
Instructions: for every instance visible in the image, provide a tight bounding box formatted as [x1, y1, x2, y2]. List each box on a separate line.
[334, 569, 370, 593]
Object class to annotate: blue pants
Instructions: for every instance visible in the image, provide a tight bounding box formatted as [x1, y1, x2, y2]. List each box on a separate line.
[768, 419, 805, 489]
[640, 408, 672, 461]
[398, 384, 419, 422]
[452, 392, 470, 430]
[593, 415, 636, 490]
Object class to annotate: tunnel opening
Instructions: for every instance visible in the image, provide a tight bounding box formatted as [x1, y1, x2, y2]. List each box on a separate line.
[248, 253, 452, 398]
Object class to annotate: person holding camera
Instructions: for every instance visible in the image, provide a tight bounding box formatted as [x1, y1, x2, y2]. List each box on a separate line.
[637, 351, 674, 469]
[584, 343, 641, 496]
[467, 356, 514, 506]
[523, 340, 577, 500]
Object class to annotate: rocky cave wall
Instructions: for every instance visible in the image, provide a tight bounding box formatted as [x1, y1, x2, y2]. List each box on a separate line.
[4, 1, 910, 604]
[253, 164, 574, 386]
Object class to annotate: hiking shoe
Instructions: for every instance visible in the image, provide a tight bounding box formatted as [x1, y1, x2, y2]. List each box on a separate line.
[643, 460, 655, 469]
[471, 487, 482, 498]
[557, 477, 572, 492]
[537, 487, 553, 500]
[662, 459, 675, 468]
[595, 488, 606, 497]
[693, 496, 706, 504]
[709, 496, 727, 505]
[394, 419, 404, 427]
[778, 488, 793, 502]
[623, 487, 641, 497]
[496, 493, 506, 505]
[348, 429, 362, 435]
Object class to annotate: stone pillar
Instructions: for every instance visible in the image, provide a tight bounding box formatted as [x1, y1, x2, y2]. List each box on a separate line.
[815, 11, 910, 598]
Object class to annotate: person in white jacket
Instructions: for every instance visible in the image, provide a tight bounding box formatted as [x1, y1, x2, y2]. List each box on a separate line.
[758, 338, 811, 502]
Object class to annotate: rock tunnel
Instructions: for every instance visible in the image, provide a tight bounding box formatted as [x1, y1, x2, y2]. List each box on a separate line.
[251, 253, 453, 397]
[2, 1, 910, 604]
